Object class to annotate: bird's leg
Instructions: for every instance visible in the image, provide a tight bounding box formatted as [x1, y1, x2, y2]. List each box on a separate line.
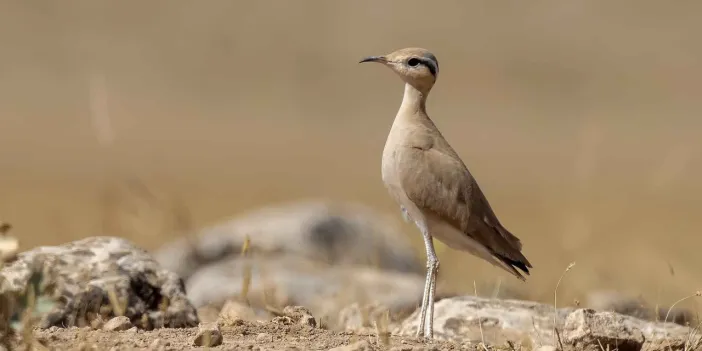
[416, 224, 438, 340]
[416, 256, 431, 339]
[426, 240, 439, 339]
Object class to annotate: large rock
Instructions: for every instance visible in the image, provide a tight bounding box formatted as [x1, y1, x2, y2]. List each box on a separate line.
[565, 308, 702, 351]
[562, 309, 645, 351]
[0, 236, 199, 329]
[153, 200, 424, 281]
[396, 295, 575, 346]
[184, 254, 425, 329]
[395, 296, 701, 350]
[153, 200, 428, 329]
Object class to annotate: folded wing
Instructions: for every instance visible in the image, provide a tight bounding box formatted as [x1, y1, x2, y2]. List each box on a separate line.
[399, 146, 532, 279]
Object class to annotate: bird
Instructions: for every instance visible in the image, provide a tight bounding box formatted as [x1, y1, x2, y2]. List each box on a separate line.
[359, 47, 532, 340]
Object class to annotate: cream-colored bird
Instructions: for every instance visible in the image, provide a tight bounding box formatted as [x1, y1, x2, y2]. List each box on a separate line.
[360, 47, 532, 340]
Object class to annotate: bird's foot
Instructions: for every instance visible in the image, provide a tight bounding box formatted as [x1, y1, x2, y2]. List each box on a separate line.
[414, 335, 433, 343]
[415, 329, 435, 343]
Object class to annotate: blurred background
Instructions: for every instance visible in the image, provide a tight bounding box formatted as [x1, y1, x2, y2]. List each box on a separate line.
[0, 1, 700, 309]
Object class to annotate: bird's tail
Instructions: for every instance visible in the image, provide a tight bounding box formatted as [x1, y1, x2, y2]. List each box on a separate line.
[492, 225, 533, 280]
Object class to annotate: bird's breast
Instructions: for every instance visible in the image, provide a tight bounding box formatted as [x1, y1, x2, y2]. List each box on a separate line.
[381, 144, 431, 231]
[381, 124, 421, 178]
[381, 142, 399, 189]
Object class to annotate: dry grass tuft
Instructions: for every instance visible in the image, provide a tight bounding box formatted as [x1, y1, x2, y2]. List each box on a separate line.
[239, 235, 253, 305]
[553, 262, 576, 350]
[665, 291, 702, 351]
[373, 308, 390, 347]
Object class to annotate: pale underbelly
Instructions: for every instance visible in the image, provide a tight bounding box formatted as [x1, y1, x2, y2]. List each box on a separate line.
[414, 211, 505, 270]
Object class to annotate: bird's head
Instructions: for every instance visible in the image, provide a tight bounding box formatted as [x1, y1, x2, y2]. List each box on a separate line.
[359, 47, 439, 94]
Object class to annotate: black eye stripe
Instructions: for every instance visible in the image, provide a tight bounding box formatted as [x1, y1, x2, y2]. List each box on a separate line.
[412, 58, 437, 77]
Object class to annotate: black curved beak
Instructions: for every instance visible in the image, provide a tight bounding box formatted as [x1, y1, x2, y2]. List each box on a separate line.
[359, 56, 387, 64]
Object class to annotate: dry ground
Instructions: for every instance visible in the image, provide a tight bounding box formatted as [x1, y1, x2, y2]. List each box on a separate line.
[29, 322, 476, 351]
[1, 0, 701, 328]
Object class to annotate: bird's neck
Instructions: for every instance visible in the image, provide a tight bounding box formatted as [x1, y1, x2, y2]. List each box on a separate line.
[394, 83, 434, 128]
[399, 83, 428, 115]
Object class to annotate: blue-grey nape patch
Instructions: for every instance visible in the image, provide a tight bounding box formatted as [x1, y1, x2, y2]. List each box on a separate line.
[422, 52, 439, 71]
[415, 58, 438, 77]
[415, 53, 438, 77]
[423, 52, 439, 75]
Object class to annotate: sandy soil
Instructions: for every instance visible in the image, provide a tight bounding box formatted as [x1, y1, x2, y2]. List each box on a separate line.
[28, 321, 474, 351]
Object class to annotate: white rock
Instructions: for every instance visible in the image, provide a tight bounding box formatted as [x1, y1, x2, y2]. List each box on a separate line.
[102, 316, 132, 331]
[192, 322, 223, 347]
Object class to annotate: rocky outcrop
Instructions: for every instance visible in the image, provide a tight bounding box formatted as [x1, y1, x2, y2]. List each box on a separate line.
[185, 255, 425, 325]
[153, 201, 424, 280]
[395, 296, 702, 350]
[0, 236, 199, 329]
[153, 201, 428, 329]
[396, 295, 574, 346]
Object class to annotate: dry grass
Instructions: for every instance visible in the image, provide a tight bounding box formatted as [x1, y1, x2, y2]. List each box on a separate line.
[553, 262, 576, 349]
[665, 292, 702, 351]
[0, 0, 700, 319]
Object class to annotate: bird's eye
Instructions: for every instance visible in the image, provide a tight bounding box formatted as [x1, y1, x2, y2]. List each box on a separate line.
[407, 58, 421, 67]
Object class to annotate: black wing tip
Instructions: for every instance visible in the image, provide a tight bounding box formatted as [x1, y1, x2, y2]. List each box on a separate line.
[492, 225, 533, 271]
[497, 254, 532, 280]
[514, 261, 531, 275]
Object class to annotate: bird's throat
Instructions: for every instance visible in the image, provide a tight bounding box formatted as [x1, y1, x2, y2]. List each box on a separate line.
[399, 83, 428, 116]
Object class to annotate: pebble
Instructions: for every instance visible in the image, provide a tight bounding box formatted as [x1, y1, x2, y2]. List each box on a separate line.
[192, 322, 224, 347]
[255, 332, 272, 342]
[102, 316, 132, 332]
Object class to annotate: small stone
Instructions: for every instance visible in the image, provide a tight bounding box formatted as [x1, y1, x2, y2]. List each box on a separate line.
[90, 315, 105, 329]
[328, 340, 373, 351]
[102, 316, 132, 331]
[282, 306, 316, 328]
[149, 338, 165, 351]
[255, 332, 271, 342]
[77, 342, 97, 350]
[272, 315, 294, 325]
[192, 322, 223, 347]
[534, 346, 558, 351]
